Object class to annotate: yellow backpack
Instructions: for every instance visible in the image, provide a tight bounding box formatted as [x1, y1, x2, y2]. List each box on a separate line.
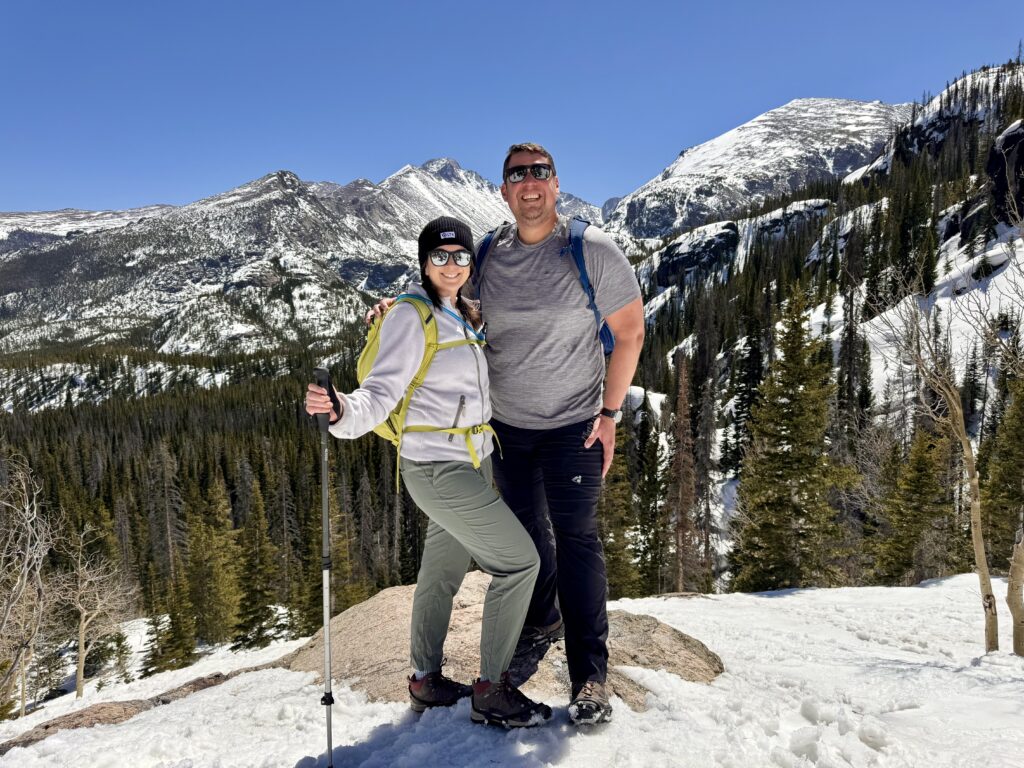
[356, 293, 493, 488]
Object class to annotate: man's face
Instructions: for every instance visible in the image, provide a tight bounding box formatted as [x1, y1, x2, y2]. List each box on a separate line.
[501, 150, 559, 228]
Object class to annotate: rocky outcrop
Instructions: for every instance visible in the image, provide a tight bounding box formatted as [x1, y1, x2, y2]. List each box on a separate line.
[0, 666, 275, 757]
[988, 119, 1024, 224]
[285, 570, 723, 712]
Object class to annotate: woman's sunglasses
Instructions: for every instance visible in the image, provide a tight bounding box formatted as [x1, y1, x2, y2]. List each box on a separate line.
[504, 163, 553, 183]
[428, 249, 473, 267]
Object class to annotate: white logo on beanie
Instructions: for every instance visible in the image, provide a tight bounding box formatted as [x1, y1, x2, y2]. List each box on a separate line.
[440, 231, 456, 239]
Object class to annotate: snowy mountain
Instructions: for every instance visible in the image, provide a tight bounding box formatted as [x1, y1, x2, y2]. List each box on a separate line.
[0, 160, 599, 358]
[1, 576, 1021, 767]
[606, 98, 914, 240]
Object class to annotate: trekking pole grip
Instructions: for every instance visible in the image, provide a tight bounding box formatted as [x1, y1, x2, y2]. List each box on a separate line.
[313, 367, 338, 433]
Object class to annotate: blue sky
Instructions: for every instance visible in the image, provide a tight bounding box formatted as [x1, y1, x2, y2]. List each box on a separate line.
[3, 1, 1022, 212]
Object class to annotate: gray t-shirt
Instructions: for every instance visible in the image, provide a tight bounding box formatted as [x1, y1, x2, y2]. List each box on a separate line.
[473, 216, 641, 429]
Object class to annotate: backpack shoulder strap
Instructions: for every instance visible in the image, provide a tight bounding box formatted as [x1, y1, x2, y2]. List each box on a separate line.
[472, 222, 510, 293]
[566, 217, 616, 355]
[391, 294, 437, 386]
[567, 217, 601, 327]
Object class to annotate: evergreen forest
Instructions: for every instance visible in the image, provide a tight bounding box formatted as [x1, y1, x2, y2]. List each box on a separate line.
[3, 58, 1024, 712]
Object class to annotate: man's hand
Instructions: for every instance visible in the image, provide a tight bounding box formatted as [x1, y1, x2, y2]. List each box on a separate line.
[584, 415, 616, 478]
[305, 383, 341, 423]
[364, 297, 396, 326]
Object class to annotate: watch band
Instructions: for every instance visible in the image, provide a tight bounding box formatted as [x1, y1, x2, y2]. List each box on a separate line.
[600, 407, 622, 423]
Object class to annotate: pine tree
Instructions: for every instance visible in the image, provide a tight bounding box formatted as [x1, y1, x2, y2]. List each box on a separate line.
[163, 567, 196, 667]
[233, 481, 280, 649]
[598, 406, 641, 599]
[145, 441, 187, 584]
[635, 397, 668, 594]
[187, 474, 241, 644]
[140, 614, 169, 678]
[331, 471, 373, 614]
[731, 290, 844, 591]
[874, 429, 949, 584]
[982, 380, 1024, 571]
[665, 363, 701, 591]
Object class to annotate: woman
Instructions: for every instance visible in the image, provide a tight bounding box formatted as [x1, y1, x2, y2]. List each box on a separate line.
[305, 216, 550, 728]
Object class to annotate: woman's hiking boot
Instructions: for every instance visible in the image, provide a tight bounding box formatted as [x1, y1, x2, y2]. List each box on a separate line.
[408, 670, 472, 713]
[568, 680, 612, 725]
[471, 673, 552, 727]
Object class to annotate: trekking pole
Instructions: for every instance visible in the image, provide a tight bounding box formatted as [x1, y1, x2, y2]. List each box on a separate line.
[313, 367, 335, 768]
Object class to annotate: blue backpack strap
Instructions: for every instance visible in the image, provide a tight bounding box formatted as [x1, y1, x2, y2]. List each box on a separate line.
[567, 217, 615, 355]
[471, 222, 509, 295]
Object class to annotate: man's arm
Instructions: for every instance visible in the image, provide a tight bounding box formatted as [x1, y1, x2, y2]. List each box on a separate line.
[365, 297, 396, 325]
[584, 297, 645, 476]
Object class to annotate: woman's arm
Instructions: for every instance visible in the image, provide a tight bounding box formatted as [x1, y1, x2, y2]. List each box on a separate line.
[327, 303, 424, 440]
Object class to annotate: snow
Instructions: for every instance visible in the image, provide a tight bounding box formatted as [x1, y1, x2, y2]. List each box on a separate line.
[863, 227, 1023, 407]
[3, 576, 1023, 767]
[606, 99, 912, 240]
[0, 206, 175, 240]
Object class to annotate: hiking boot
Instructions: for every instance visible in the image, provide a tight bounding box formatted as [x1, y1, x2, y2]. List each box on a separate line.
[471, 673, 552, 728]
[568, 680, 612, 725]
[408, 670, 472, 713]
[512, 618, 564, 659]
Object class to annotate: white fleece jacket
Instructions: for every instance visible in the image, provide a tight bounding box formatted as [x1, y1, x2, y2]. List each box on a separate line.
[329, 282, 492, 464]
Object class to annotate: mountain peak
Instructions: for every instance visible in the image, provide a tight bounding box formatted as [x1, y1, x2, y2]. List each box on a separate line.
[421, 157, 463, 174]
[605, 98, 913, 239]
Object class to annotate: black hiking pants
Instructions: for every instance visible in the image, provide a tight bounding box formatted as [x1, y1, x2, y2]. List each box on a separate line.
[490, 417, 609, 686]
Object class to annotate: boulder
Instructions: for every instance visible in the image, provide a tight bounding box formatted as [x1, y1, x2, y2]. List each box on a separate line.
[284, 570, 723, 712]
[0, 669, 264, 756]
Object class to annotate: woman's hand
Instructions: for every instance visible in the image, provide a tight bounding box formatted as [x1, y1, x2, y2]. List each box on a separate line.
[305, 383, 342, 423]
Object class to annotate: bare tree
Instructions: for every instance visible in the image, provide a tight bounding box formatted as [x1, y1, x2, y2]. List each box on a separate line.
[949, 153, 1024, 654]
[1009, 510, 1024, 656]
[11, 573, 66, 717]
[0, 455, 57, 702]
[59, 524, 138, 698]
[869, 285, 999, 651]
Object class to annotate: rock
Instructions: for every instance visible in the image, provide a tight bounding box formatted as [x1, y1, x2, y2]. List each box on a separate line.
[284, 570, 723, 712]
[0, 700, 153, 756]
[988, 119, 1024, 224]
[0, 665, 278, 756]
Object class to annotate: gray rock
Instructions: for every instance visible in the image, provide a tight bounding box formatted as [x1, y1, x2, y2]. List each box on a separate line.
[0, 667, 272, 756]
[284, 570, 723, 712]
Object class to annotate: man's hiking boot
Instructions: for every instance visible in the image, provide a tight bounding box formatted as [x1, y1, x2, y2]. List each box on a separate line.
[512, 617, 564, 659]
[568, 680, 612, 725]
[408, 670, 472, 713]
[471, 673, 552, 728]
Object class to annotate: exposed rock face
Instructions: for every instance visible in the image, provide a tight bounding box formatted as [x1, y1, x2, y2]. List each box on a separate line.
[988, 119, 1024, 224]
[284, 570, 723, 712]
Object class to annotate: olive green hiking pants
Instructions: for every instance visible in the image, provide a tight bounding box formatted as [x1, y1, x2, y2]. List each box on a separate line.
[401, 457, 540, 682]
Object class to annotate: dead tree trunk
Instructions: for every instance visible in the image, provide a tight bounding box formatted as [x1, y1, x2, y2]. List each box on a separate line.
[1008, 527, 1024, 657]
[955, 418, 999, 652]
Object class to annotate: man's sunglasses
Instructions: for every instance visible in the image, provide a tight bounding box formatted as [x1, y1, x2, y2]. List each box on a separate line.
[504, 163, 553, 183]
[428, 249, 473, 267]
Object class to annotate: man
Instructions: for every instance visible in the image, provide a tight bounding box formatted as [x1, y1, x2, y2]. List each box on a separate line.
[475, 143, 644, 725]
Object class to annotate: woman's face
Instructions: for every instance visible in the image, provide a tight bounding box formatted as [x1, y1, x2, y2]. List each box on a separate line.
[424, 244, 472, 298]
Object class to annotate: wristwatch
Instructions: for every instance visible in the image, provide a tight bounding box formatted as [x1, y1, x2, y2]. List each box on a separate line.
[600, 407, 622, 424]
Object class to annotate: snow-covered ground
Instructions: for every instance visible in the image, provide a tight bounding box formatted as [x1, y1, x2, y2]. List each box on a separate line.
[2, 575, 1022, 767]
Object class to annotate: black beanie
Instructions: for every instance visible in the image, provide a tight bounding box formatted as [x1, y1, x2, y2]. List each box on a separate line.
[418, 216, 475, 265]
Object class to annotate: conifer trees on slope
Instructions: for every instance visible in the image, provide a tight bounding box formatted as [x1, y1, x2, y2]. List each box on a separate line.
[730, 290, 848, 591]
